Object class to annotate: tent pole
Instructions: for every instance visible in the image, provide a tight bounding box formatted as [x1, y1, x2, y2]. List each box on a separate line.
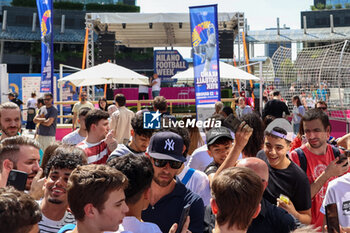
[242, 31, 255, 107]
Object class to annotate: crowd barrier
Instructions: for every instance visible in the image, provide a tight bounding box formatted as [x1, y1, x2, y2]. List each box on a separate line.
[52, 99, 350, 140]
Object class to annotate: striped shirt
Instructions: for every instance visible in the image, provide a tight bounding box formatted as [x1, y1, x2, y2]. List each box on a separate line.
[77, 140, 110, 164]
[38, 210, 75, 233]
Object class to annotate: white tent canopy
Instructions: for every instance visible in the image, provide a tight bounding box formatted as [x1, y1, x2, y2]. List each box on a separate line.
[87, 12, 241, 47]
[171, 61, 260, 83]
[58, 62, 149, 87]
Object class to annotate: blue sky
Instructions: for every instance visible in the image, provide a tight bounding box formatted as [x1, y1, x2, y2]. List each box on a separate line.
[137, 0, 313, 30]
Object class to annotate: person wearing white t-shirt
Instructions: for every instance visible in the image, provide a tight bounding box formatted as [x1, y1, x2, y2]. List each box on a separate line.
[26, 92, 37, 133]
[151, 74, 161, 98]
[187, 144, 212, 171]
[62, 107, 91, 145]
[38, 146, 86, 233]
[138, 75, 150, 100]
[321, 172, 350, 230]
[177, 164, 211, 206]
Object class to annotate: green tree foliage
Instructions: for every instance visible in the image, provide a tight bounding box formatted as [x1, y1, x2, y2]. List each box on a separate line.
[316, 3, 325, 9]
[326, 4, 333, 9]
[334, 3, 343, 9]
[310, 5, 317, 10]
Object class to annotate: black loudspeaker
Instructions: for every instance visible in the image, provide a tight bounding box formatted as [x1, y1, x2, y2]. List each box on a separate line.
[97, 32, 116, 62]
[219, 31, 233, 58]
[106, 87, 114, 100]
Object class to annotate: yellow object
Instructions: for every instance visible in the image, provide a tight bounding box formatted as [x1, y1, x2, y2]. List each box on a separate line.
[279, 194, 290, 205]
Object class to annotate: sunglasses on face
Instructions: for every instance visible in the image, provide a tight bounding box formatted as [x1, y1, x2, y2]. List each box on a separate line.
[44, 98, 51, 101]
[317, 107, 327, 110]
[152, 158, 183, 169]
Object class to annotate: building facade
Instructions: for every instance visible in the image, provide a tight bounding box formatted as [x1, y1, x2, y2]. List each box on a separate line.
[264, 27, 291, 58]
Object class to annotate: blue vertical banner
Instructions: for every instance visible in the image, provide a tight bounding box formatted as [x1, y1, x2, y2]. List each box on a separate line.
[189, 5, 221, 120]
[36, 0, 54, 93]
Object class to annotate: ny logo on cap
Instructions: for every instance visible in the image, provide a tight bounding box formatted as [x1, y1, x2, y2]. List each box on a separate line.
[164, 139, 175, 151]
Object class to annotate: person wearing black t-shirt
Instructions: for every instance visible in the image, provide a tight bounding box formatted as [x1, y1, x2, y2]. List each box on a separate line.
[8, 92, 23, 108]
[262, 90, 290, 120]
[257, 118, 312, 225]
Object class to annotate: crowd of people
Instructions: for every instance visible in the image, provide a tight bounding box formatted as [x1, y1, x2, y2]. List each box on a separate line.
[1, 88, 350, 233]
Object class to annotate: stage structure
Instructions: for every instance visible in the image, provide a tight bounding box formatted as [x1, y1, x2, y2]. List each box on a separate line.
[82, 12, 245, 98]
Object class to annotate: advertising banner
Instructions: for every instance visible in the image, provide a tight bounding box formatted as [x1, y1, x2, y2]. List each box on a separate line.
[36, 0, 54, 93]
[189, 5, 221, 120]
[154, 50, 189, 83]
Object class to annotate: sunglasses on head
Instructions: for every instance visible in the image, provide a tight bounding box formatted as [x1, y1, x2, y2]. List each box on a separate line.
[317, 107, 327, 110]
[152, 158, 183, 169]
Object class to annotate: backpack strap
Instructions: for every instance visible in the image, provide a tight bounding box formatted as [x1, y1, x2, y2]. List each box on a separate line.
[295, 148, 307, 173]
[181, 168, 195, 185]
[295, 145, 340, 174]
[331, 145, 341, 159]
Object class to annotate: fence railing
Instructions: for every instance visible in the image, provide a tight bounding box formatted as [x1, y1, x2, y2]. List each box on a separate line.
[54, 98, 235, 124]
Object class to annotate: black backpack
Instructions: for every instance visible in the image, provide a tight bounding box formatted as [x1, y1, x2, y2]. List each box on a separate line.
[294, 146, 341, 173]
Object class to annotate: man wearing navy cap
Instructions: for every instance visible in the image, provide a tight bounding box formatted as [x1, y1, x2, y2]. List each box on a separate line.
[142, 131, 204, 233]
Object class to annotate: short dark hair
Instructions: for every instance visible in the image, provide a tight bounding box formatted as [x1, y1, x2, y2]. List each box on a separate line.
[68, 164, 128, 221]
[44, 145, 87, 177]
[221, 106, 233, 116]
[207, 137, 233, 150]
[131, 114, 154, 138]
[107, 154, 153, 205]
[115, 94, 126, 107]
[315, 100, 327, 109]
[78, 107, 91, 118]
[273, 90, 280, 96]
[0, 136, 41, 172]
[37, 97, 44, 106]
[265, 126, 291, 144]
[153, 96, 167, 111]
[302, 108, 330, 131]
[84, 109, 109, 132]
[40, 142, 63, 173]
[44, 92, 53, 99]
[211, 167, 263, 230]
[0, 186, 42, 233]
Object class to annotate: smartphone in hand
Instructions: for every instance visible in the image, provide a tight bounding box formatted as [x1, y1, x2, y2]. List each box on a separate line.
[223, 114, 241, 133]
[325, 203, 340, 233]
[336, 154, 348, 167]
[175, 204, 191, 233]
[6, 169, 28, 191]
